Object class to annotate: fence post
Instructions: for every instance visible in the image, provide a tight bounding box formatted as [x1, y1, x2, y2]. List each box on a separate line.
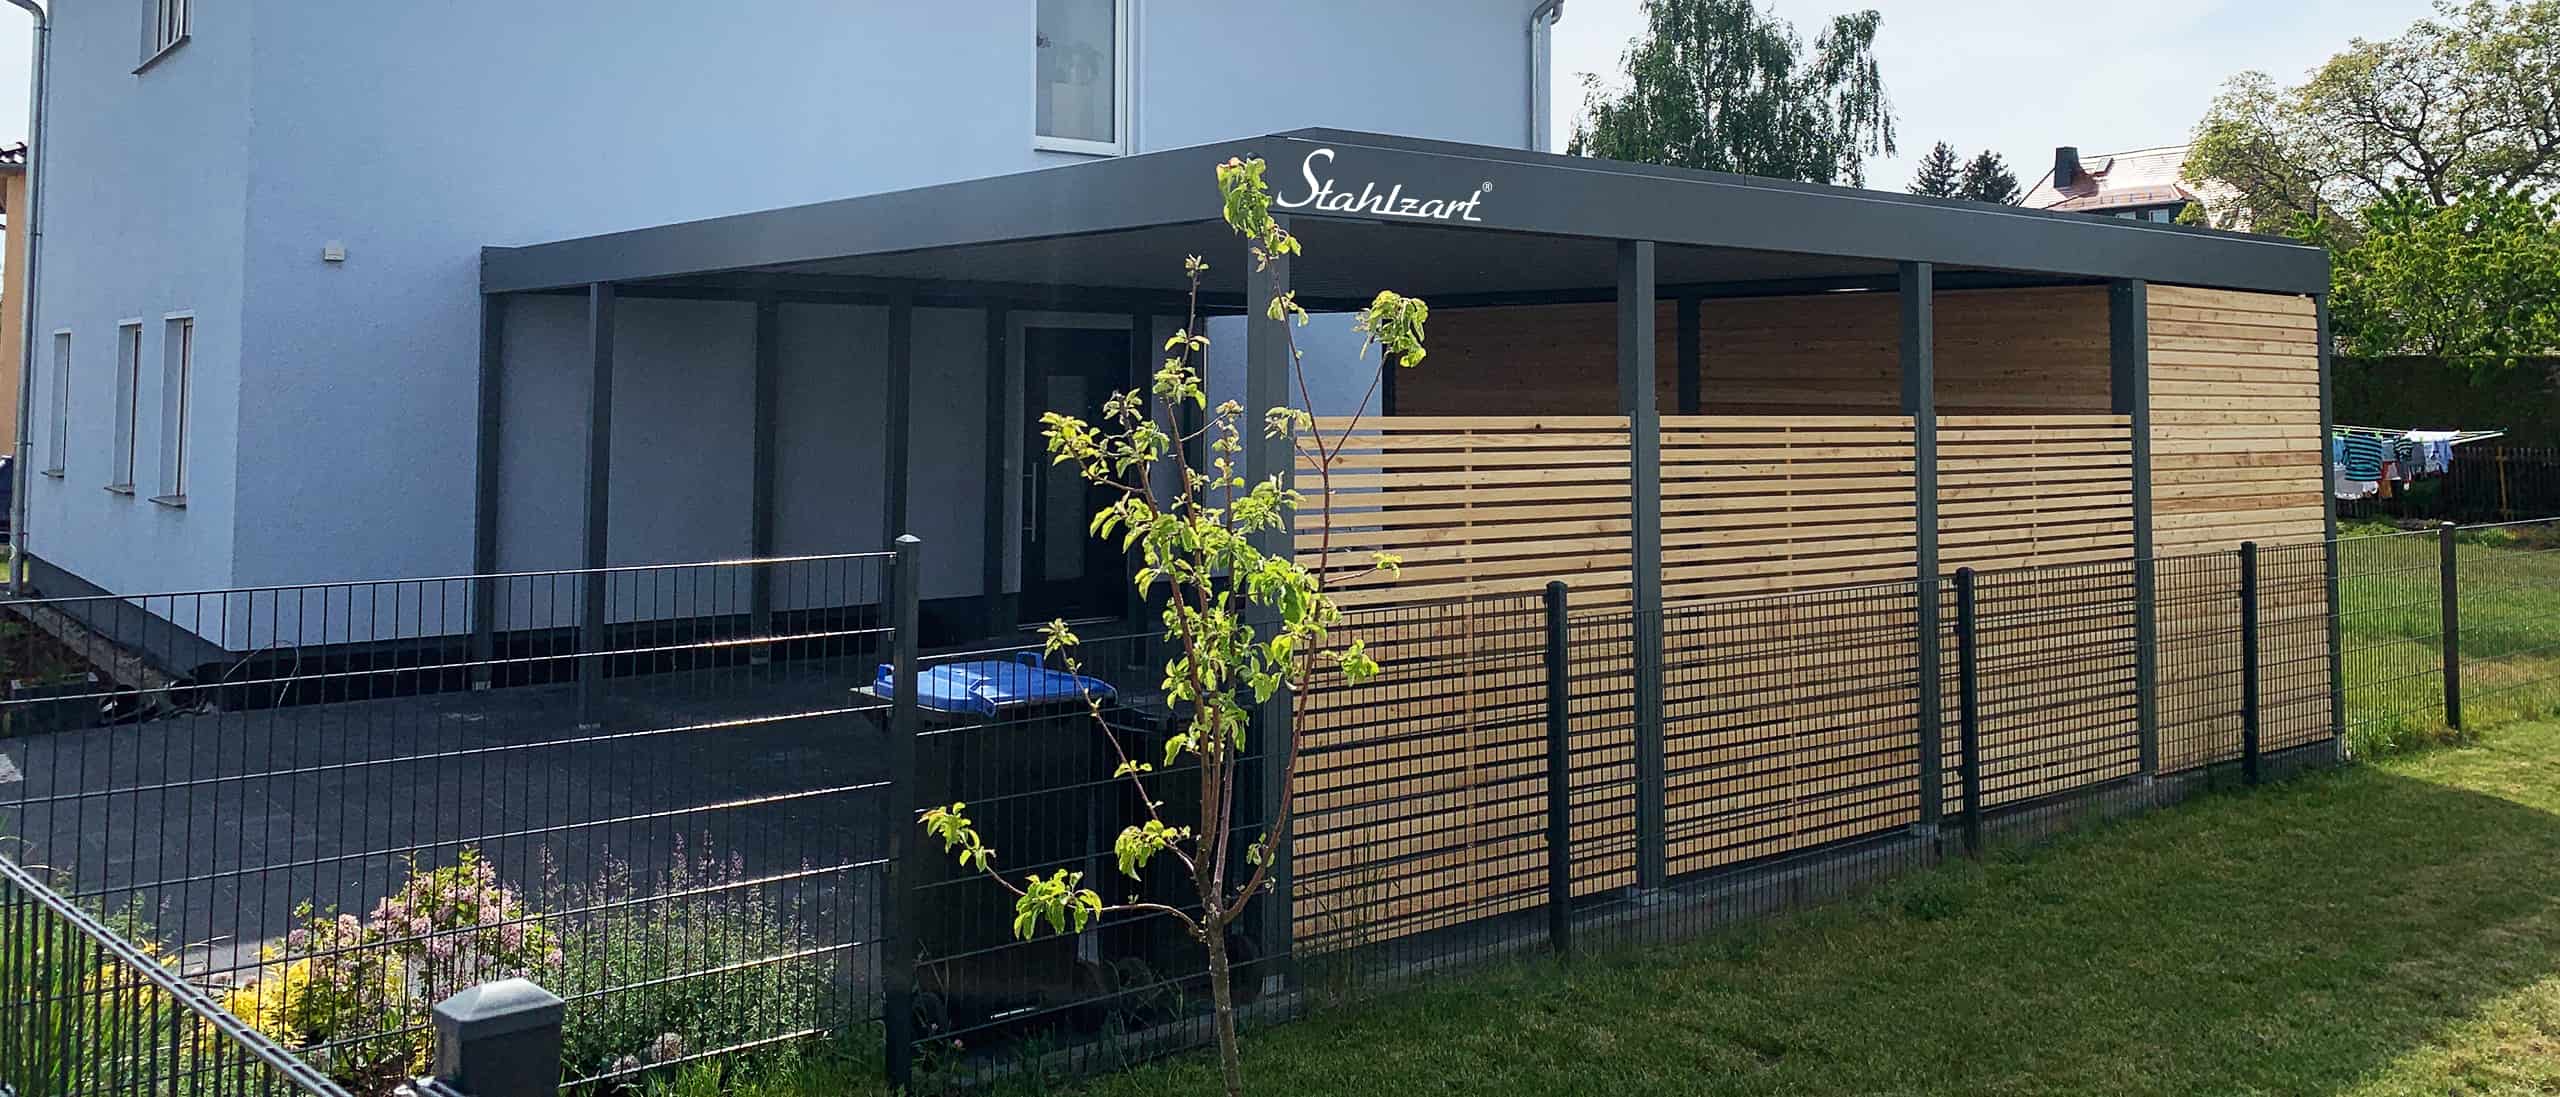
[2439, 521, 2462, 731]
[424, 978, 564, 1097]
[881, 534, 923, 1090]
[1543, 581, 1574, 960]
[2240, 541, 2262, 787]
[1954, 568, 1984, 858]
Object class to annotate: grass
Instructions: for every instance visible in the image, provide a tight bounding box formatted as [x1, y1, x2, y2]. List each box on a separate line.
[1072, 719, 2560, 1096]
[2338, 525, 2560, 754]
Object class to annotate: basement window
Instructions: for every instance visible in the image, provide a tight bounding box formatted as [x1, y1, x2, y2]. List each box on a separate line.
[1034, 0, 1128, 155]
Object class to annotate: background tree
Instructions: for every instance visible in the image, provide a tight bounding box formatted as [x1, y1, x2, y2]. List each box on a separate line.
[2312, 185, 2560, 362]
[2185, 0, 2560, 231]
[1908, 141, 1961, 197]
[1957, 149, 2022, 204]
[919, 157, 1426, 1097]
[1571, 0, 1896, 185]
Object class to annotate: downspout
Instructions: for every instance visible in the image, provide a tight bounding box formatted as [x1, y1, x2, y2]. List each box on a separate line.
[1527, 0, 1563, 152]
[4, 0, 42, 595]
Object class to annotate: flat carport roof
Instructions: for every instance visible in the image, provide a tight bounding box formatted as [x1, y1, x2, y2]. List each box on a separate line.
[479, 128, 2331, 303]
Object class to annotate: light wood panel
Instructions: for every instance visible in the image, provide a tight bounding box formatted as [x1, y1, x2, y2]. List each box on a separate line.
[2146, 286, 2333, 764]
[1393, 286, 2111, 417]
[1298, 417, 1635, 610]
[1660, 416, 1919, 604]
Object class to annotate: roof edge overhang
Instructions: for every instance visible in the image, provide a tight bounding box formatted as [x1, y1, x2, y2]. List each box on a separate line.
[481, 129, 2330, 298]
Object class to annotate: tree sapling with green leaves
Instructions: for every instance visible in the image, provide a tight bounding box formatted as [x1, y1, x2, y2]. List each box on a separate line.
[917, 155, 1427, 1097]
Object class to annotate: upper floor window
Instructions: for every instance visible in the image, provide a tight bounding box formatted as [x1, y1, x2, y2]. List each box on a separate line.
[1034, 0, 1127, 155]
[140, 0, 189, 71]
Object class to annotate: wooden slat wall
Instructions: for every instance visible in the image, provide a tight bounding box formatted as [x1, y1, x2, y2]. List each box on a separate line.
[1933, 415, 2141, 811]
[1388, 303, 1677, 415]
[1297, 416, 1635, 609]
[1393, 287, 2111, 417]
[1293, 418, 1638, 946]
[1655, 417, 1923, 872]
[2146, 286, 2334, 765]
[1696, 286, 2110, 415]
[1940, 416, 2137, 570]
[1659, 417, 1919, 605]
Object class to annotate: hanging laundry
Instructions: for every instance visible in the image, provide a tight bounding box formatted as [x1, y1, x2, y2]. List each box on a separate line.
[2405, 429, 2459, 476]
[2332, 463, 2378, 500]
[2337, 434, 2389, 482]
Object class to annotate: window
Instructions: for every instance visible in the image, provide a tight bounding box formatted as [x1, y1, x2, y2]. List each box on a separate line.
[155, 315, 193, 503]
[43, 331, 68, 476]
[1034, 0, 1127, 154]
[108, 321, 140, 493]
[140, 0, 189, 70]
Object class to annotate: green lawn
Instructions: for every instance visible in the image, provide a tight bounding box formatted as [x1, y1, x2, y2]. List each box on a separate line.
[2338, 527, 2560, 753]
[1069, 720, 2560, 1096]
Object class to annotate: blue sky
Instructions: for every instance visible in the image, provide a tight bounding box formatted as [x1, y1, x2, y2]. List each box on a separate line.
[0, 3, 2444, 187]
[1550, 0, 2440, 189]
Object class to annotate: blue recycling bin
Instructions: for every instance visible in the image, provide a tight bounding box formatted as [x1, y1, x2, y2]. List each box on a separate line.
[871, 652, 1130, 1039]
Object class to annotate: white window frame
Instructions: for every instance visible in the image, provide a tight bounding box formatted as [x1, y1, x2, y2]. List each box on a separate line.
[154, 313, 194, 505]
[108, 320, 142, 493]
[137, 0, 190, 73]
[1030, 0, 1131, 156]
[43, 330, 69, 477]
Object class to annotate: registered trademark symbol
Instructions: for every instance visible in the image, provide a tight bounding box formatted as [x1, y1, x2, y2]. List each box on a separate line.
[1482, 181, 1496, 193]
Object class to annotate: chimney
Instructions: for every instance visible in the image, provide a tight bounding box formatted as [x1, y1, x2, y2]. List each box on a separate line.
[2054, 146, 2082, 189]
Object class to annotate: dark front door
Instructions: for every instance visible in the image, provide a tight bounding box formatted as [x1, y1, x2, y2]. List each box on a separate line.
[1021, 327, 1133, 625]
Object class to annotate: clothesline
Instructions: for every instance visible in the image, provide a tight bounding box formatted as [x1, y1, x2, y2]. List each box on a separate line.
[2334, 423, 2507, 446]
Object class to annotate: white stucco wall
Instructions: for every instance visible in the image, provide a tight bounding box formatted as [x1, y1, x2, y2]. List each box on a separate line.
[30, 1, 1547, 594]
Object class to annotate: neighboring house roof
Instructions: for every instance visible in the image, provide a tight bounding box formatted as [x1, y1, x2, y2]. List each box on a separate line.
[2020, 144, 2226, 214]
[0, 142, 23, 172]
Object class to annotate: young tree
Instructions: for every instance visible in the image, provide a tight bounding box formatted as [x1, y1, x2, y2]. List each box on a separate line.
[1571, 0, 1897, 186]
[1957, 149, 2022, 205]
[2186, 0, 2560, 230]
[1908, 141, 1962, 197]
[916, 157, 1426, 1097]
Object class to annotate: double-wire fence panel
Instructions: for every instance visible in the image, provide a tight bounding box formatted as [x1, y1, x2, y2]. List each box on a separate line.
[2, 553, 897, 1096]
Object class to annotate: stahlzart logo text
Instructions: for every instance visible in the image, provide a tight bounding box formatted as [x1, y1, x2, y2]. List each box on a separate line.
[1272, 147, 1492, 224]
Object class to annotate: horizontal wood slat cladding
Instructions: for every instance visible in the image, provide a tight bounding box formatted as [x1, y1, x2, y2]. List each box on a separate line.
[1659, 416, 1918, 603]
[1939, 416, 2138, 571]
[1298, 417, 1635, 609]
[1292, 417, 1638, 947]
[1698, 286, 2111, 416]
[1392, 287, 2110, 417]
[2145, 286, 2334, 767]
[1389, 303, 1678, 415]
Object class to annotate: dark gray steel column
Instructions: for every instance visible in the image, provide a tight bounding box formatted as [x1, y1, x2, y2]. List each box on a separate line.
[1900, 261, 1942, 834]
[750, 297, 781, 650]
[884, 286, 917, 540]
[1675, 291, 1702, 415]
[2317, 295, 2345, 757]
[579, 283, 617, 724]
[2111, 280, 2157, 778]
[1619, 240, 1667, 891]
[982, 306, 1012, 638]
[470, 293, 506, 689]
[1244, 232, 1295, 986]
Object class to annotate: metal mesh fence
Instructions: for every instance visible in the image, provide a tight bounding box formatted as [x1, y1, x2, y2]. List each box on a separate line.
[1, 553, 896, 1095]
[8, 517, 2553, 1092]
